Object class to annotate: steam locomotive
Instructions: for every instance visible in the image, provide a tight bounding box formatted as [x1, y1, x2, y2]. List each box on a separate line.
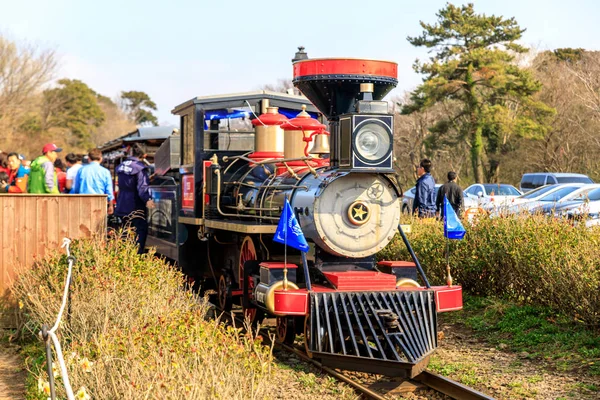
[147, 52, 462, 377]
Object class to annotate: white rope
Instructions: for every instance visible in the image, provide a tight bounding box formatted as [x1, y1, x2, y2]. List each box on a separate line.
[49, 238, 74, 334]
[244, 100, 266, 126]
[40, 237, 75, 400]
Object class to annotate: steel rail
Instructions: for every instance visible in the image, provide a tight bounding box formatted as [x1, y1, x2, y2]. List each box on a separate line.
[414, 370, 496, 400]
[214, 305, 495, 400]
[280, 343, 386, 400]
[216, 306, 386, 400]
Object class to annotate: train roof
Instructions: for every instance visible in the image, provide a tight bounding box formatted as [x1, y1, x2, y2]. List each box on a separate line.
[99, 125, 177, 152]
[171, 90, 319, 115]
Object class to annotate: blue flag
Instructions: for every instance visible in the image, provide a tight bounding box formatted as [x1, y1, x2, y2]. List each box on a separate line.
[273, 198, 310, 252]
[444, 196, 466, 240]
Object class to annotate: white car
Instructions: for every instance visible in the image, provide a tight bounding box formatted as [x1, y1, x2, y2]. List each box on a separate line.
[402, 184, 442, 214]
[533, 185, 600, 216]
[490, 184, 574, 215]
[504, 183, 588, 214]
[463, 183, 522, 210]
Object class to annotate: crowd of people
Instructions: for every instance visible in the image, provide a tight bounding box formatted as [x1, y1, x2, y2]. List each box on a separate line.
[0, 143, 154, 254]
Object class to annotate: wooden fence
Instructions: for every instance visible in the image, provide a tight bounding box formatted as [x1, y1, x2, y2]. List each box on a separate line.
[0, 194, 107, 326]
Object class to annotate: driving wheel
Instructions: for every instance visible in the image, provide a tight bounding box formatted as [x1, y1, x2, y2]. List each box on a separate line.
[276, 316, 296, 345]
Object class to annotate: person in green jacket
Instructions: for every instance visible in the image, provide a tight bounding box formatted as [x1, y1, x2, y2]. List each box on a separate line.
[28, 143, 62, 194]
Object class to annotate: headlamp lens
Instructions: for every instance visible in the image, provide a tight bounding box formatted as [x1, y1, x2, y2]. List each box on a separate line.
[354, 122, 390, 161]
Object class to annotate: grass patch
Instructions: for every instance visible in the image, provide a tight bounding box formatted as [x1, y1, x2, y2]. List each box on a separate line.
[11, 235, 277, 399]
[428, 356, 481, 385]
[441, 295, 600, 376]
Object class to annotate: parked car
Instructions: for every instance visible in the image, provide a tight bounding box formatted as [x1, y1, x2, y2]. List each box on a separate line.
[519, 172, 593, 193]
[489, 184, 575, 216]
[533, 185, 600, 216]
[463, 183, 522, 210]
[401, 184, 442, 214]
[505, 183, 587, 214]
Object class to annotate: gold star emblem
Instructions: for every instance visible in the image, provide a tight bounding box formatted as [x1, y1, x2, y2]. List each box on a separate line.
[353, 204, 367, 220]
[348, 201, 371, 225]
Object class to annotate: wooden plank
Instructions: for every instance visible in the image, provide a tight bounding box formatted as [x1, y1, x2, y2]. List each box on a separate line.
[94, 197, 108, 236]
[14, 198, 25, 267]
[48, 196, 60, 251]
[2, 197, 15, 296]
[80, 196, 93, 238]
[58, 196, 67, 242]
[69, 196, 80, 240]
[37, 196, 47, 258]
[25, 196, 37, 268]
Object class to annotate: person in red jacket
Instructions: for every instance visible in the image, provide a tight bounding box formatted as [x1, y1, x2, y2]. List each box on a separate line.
[2, 152, 29, 193]
[54, 158, 67, 193]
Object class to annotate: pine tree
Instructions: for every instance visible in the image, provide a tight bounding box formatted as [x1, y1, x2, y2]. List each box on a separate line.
[403, 3, 555, 182]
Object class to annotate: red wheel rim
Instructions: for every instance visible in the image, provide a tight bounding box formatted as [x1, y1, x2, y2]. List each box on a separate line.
[276, 317, 287, 342]
[239, 237, 258, 321]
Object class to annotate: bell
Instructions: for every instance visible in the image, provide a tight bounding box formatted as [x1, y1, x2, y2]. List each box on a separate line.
[309, 133, 330, 155]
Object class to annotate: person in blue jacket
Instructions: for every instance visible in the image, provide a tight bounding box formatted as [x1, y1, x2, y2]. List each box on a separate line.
[115, 145, 154, 254]
[413, 158, 436, 218]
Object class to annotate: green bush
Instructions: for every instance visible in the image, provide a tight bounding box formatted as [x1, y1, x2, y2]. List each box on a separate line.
[380, 215, 600, 326]
[12, 235, 275, 400]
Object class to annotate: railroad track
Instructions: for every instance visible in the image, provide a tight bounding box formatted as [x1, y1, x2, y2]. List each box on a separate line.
[214, 304, 495, 400]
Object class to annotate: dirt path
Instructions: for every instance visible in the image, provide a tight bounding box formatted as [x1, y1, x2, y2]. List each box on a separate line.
[433, 321, 599, 400]
[0, 340, 26, 400]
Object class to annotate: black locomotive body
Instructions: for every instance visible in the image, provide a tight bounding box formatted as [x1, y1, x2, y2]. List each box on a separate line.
[147, 57, 462, 378]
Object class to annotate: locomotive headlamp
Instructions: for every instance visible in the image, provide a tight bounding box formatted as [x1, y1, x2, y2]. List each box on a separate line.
[336, 114, 393, 171]
[354, 121, 390, 162]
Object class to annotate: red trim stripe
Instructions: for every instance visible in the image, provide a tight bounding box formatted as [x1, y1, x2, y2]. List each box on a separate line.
[294, 59, 397, 79]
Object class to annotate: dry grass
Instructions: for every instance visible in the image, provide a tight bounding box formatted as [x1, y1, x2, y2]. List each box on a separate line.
[12, 234, 278, 399]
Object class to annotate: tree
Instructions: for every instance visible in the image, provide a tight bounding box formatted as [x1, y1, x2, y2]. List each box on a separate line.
[261, 79, 297, 95]
[0, 35, 56, 146]
[522, 49, 600, 179]
[93, 96, 136, 146]
[120, 91, 158, 126]
[41, 79, 105, 148]
[403, 3, 554, 182]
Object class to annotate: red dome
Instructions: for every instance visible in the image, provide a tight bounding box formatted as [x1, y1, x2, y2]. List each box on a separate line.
[251, 110, 288, 126]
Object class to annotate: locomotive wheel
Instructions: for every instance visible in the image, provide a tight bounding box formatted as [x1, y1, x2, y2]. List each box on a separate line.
[239, 236, 262, 324]
[243, 307, 265, 328]
[303, 314, 313, 358]
[218, 275, 232, 312]
[276, 316, 296, 345]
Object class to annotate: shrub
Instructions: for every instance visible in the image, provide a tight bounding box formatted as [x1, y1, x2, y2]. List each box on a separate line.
[12, 235, 275, 399]
[380, 214, 600, 326]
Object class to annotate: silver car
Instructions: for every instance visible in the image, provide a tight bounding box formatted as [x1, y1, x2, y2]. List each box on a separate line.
[402, 184, 442, 214]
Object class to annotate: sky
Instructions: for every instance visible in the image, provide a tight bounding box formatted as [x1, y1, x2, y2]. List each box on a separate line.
[1, 0, 599, 126]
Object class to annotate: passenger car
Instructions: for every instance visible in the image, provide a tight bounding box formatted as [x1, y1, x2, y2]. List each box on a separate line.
[402, 184, 442, 214]
[519, 173, 593, 193]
